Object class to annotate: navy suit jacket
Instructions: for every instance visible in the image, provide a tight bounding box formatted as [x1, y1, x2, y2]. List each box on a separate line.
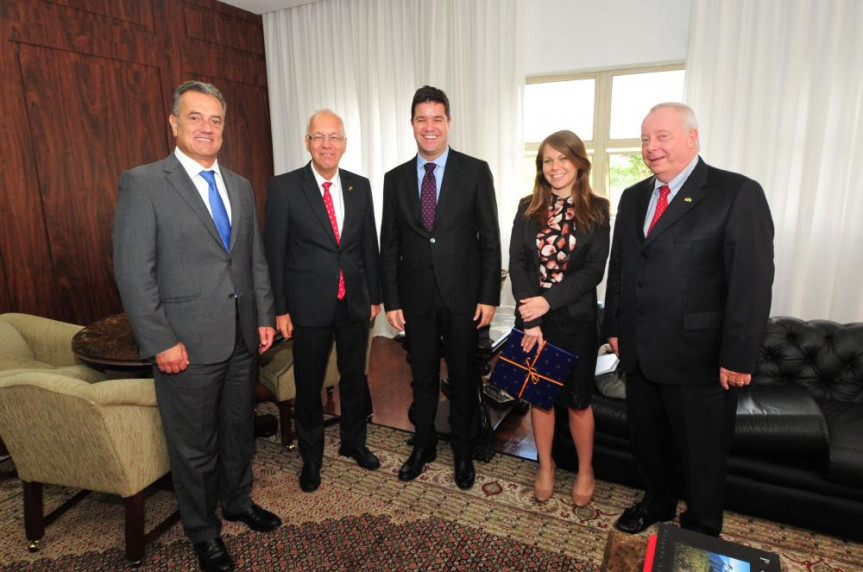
[265, 163, 381, 327]
[604, 158, 774, 384]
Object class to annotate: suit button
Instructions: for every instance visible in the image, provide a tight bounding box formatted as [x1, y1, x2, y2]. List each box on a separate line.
[640, 252, 648, 259]
[637, 281, 645, 287]
[227, 259, 232, 266]
[430, 238, 436, 244]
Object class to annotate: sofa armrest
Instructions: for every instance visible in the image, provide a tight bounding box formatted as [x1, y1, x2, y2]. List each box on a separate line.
[733, 384, 828, 455]
[0, 313, 84, 367]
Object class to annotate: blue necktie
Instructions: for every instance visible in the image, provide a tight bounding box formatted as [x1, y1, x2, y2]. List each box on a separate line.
[200, 170, 231, 251]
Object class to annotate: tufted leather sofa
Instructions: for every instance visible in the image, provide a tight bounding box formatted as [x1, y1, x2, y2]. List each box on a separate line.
[552, 316, 863, 541]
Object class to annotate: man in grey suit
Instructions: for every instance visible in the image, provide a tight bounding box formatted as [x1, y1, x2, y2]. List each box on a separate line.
[113, 81, 281, 572]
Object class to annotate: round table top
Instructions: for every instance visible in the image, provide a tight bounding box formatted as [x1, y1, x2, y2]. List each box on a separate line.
[71, 313, 150, 369]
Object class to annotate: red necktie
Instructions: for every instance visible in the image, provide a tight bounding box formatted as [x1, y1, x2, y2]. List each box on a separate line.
[647, 185, 671, 236]
[420, 163, 437, 231]
[322, 182, 345, 300]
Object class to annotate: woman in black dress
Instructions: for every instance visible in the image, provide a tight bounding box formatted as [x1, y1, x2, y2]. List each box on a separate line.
[509, 130, 610, 507]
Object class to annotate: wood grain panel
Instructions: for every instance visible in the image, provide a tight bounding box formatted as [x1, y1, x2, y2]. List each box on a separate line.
[1, 0, 271, 324]
[49, 0, 155, 29]
[183, 2, 264, 55]
[182, 38, 268, 88]
[0, 41, 61, 318]
[19, 45, 168, 324]
[5, 1, 159, 66]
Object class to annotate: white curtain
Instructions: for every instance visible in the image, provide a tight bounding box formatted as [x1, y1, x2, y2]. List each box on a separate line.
[264, 0, 525, 270]
[685, 0, 863, 321]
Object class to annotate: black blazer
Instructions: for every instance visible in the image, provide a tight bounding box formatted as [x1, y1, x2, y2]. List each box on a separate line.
[509, 196, 610, 328]
[380, 149, 501, 314]
[265, 163, 381, 327]
[604, 158, 774, 385]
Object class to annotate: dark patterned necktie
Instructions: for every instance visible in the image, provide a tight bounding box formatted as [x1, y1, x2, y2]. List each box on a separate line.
[322, 182, 345, 300]
[647, 185, 670, 236]
[420, 162, 437, 231]
[200, 170, 231, 251]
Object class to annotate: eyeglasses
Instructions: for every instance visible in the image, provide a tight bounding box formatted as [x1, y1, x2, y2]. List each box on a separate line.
[307, 134, 346, 144]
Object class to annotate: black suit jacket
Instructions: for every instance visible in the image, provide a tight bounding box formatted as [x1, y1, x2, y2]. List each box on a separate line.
[265, 163, 381, 327]
[604, 158, 774, 384]
[380, 149, 501, 314]
[509, 197, 610, 328]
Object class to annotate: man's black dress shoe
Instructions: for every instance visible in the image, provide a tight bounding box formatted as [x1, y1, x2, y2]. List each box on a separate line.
[300, 461, 321, 492]
[223, 503, 282, 532]
[193, 537, 235, 572]
[454, 455, 475, 489]
[398, 447, 437, 481]
[614, 503, 674, 534]
[338, 445, 381, 470]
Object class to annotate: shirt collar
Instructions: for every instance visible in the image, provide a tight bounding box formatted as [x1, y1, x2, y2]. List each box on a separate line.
[174, 147, 222, 181]
[310, 162, 341, 190]
[417, 146, 450, 171]
[654, 154, 700, 197]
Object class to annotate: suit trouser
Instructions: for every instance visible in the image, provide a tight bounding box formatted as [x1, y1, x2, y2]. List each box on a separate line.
[154, 316, 256, 543]
[405, 286, 479, 456]
[292, 297, 370, 463]
[626, 363, 737, 536]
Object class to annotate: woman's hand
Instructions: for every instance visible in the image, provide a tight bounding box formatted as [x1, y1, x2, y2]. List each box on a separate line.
[521, 326, 544, 353]
[518, 296, 551, 323]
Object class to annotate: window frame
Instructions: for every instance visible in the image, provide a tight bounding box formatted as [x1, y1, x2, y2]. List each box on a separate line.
[524, 63, 685, 202]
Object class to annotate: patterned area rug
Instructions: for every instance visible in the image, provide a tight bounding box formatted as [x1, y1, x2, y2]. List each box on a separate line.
[1, 409, 862, 571]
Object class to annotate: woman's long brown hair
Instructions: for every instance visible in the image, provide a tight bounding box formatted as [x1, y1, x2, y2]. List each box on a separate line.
[524, 130, 609, 232]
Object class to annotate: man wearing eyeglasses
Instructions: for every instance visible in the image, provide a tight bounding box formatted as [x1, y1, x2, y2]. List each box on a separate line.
[265, 110, 382, 492]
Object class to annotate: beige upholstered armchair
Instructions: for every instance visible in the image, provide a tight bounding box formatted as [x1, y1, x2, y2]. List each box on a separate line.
[258, 337, 373, 448]
[0, 371, 178, 566]
[0, 313, 105, 382]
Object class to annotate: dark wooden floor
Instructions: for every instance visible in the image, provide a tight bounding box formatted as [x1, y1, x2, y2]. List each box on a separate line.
[325, 336, 538, 461]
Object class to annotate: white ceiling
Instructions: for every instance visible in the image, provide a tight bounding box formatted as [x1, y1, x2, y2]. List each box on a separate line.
[219, 0, 322, 15]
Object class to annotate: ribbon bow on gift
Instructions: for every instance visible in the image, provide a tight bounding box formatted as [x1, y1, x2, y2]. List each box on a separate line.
[498, 341, 564, 399]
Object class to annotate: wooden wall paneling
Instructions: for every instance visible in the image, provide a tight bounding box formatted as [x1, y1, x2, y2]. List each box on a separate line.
[19, 46, 168, 324]
[1, 0, 271, 325]
[0, 18, 62, 319]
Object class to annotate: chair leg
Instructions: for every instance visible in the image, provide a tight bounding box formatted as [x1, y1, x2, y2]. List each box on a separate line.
[22, 481, 44, 552]
[276, 399, 294, 448]
[124, 492, 145, 566]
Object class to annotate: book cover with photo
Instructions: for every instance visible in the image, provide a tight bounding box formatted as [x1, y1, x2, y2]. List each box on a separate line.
[650, 524, 781, 572]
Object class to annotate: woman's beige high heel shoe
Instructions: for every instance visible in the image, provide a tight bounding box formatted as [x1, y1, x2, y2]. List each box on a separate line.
[534, 461, 556, 502]
[572, 470, 595, 507]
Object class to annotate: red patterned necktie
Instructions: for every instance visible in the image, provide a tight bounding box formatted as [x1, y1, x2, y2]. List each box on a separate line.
[647, 185, 671, 236]
[420, 162, 437, 231]
[321, 182, 345, 300]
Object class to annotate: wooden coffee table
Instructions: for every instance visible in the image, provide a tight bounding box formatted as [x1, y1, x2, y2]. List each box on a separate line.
[602, 529, 649, 571]
[71, 313, 148, 371]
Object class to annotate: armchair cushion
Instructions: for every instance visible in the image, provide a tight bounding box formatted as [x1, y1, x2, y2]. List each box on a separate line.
[0, 372, 168, 497]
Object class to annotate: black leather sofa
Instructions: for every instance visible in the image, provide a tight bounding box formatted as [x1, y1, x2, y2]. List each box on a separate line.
[551, 316, 863, 541]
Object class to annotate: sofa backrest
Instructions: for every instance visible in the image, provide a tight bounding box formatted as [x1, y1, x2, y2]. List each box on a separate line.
[754, 316, 863, 404]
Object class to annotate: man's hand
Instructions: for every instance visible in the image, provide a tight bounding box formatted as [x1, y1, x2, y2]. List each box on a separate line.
[156, 342, 189, 374]
[474, 303, 496, 329]
[521, 326, 544, 353]
[517, 296, 550, 323]
[276, 314, 294, 339]
[386, 309, 406, 331]
[720, 367, 751, 390]
[370, 304, 382, 322]
[258, 326, 275, 354]
[608, 336, 620, 357]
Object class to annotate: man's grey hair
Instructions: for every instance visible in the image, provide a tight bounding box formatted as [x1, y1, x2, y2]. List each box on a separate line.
[649, 102, 699, 149]
[306, 109, 345, 136]
[171, 81, 227, 116]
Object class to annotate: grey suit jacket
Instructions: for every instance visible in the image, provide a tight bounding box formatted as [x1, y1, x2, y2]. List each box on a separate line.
[113, 153, 275, 363]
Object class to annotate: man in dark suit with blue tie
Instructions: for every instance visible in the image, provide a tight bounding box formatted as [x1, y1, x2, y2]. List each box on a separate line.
[605, 102, 774, 537]
[380, 86, 502, 490]
[114, 81, 282, 572]
[265, 110, 382, 493]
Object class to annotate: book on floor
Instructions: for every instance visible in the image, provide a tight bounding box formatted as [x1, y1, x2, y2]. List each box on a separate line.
[648, 523, 781, 572]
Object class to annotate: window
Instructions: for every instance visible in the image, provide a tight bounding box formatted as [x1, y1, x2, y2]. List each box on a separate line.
[522, 65, 685, 209]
